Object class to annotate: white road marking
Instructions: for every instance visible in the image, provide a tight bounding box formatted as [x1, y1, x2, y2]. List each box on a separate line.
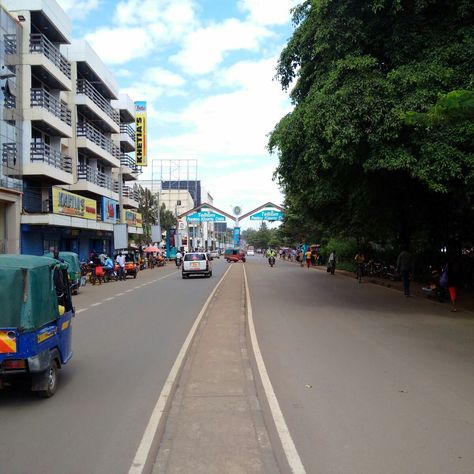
[125, 289, 134, 293]
[104, 297, 114, 301]
[129, 265, 233, 474]
[76, 308, 87, 314]
[243, 266, 306, 474]
[91, 302, 102, 307]
[116, 292, 125, 296]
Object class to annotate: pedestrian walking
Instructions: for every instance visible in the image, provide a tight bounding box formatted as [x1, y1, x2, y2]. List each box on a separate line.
[396, 249, 414, 296]
[305, 249, 312, 268]
[116, 252, 126, 281]
[442, 257, 462, 312]
[328, 251, 337, 275]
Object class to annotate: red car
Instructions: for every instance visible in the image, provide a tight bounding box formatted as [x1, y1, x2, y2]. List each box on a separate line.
[224, 249, 246, 263]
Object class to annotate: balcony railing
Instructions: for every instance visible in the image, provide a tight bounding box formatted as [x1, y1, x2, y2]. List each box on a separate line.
[77, 164, 118, 192]
[77, 79, 120, 125]
[30, 142, 72, 173]
[2, 143, 17, 167]
[30, 34, 71, 79]
[120, 154, 136, 168]
[31, 88, 72, 126]
[123, 185, 140, 201]
[120, 123, 135, 141]
[77, 121, 121, 160]
[4, 93, 16, 109]
[4, 34, 17, 54]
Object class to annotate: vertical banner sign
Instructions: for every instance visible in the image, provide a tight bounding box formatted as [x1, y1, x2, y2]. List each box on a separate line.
[135, 101, 147, 166]
[233, 227, 241, 246]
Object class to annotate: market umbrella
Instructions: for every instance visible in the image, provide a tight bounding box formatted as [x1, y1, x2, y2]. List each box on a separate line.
[144, 246, 160, 253]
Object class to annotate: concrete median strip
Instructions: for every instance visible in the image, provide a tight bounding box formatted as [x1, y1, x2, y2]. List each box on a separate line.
[128, 265, 233, 474]
[243, 266, 306, 474]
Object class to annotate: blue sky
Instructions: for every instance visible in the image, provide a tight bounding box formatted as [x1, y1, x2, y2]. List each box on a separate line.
[57, 0, 298, 226]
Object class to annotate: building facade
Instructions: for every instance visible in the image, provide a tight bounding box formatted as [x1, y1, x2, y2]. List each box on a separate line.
[0, 4, 23, 254]
[3, 0, 142, 259]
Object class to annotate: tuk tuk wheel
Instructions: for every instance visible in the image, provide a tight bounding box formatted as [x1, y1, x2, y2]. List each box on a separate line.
[37, 362, 58, 398]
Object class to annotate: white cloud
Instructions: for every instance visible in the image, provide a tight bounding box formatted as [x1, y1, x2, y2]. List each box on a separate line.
[85, 27, 154, 64]
[171, 19, 272, 75]
[56, 0, 100, 19]
[238, 0, 299, 25]
[158, 57, 290, 155]
[144, 67, 186, 88]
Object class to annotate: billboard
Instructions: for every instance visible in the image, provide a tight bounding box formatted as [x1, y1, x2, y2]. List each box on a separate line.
[135, 101, 147, 166]
[102, 197, 118, 223]
[122, 210, 143, 228]
[52, 187, 96, 220]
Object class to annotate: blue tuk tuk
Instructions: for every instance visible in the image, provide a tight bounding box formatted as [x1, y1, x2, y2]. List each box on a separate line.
[0, 255, 74, 397]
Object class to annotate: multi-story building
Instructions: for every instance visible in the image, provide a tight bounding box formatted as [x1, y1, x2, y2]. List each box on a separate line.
[4, 0, 142, 259]
[0, 4, 22, 254]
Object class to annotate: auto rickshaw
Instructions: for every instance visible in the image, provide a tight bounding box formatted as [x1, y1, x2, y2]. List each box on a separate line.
[114, 251, 138, 279]
[44, 251, 81, 294]
[0, 255, 74, 397]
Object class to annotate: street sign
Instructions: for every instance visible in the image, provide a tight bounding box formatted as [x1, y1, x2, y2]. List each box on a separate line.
[233, 227, 241, 246]
[249, 210, 284, 221]
[186, 211, 226, 223]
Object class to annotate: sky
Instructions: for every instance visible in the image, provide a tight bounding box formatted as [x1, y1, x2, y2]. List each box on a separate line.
[56, 0, 298, 227]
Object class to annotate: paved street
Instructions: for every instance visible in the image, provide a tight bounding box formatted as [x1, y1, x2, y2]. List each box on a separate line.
[0, 261, 228, 474]
[1, 256, 474, 474]
[246, 256, 474, 474]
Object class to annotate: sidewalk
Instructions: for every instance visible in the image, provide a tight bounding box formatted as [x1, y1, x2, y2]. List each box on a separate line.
[305, 262, 474, 314]
[153, 264, 280, 473]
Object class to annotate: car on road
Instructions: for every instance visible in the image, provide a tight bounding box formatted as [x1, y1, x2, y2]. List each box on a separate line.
[209, 250, 220, 259]
[182, 252, 212, 278]
[224, 248, 246, 263]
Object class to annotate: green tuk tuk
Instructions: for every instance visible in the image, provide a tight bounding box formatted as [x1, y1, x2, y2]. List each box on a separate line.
[44, 251, 81, 294]
[0, 255, 74, 397]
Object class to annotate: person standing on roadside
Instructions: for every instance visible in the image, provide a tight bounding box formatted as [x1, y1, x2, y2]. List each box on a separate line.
[116, 252, 126, 281]
[445, 256, 462, 312]
[396, 249, 414, 297]
[305, 248, 312, 268]
[328, 251, 337, 275]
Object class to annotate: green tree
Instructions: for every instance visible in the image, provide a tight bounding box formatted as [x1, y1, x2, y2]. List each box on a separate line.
[269, 0, 474, 253]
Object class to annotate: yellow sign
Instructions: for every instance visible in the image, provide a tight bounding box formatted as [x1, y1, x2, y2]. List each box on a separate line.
[52, 187, 97, 220]
[135, 101, 147, 166]
[123, 210, 143, 228]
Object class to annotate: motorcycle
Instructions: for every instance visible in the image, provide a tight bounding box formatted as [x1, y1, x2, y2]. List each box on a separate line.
[175, 257, 183, 269]
[268, 256, 276, 267]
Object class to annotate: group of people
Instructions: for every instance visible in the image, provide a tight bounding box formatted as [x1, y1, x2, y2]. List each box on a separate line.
[89, 251, 126, 281]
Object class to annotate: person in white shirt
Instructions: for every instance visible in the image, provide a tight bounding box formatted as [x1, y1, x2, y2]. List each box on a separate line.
[116, 252, 126, 280]
[175, 251, 183, 268]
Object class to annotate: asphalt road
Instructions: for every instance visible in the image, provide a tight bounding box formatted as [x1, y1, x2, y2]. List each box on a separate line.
[245, 255, 474, 474]
[0, 258, 228, 474]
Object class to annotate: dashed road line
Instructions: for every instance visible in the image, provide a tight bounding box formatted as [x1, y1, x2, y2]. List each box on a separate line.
[104, 297, 114, 301]
[75, 308, 87, 314]
[91, 302, 102, 307]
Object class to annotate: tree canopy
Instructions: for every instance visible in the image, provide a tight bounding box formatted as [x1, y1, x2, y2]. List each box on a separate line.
[269, 0, 474, 253]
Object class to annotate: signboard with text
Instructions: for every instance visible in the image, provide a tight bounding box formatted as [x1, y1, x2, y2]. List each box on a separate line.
[186, 211, 226, 223]
[249, 210, 284, 221]
[122, 209, 143, 227]
[233, 227, 241, 246]
[52, 187, 96, 220]
[135, 101, 147, 166]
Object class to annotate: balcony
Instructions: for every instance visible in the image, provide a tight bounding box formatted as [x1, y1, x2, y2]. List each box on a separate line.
[77, 79, 120, 131]
[22, 142, 73, 184]
[72, 164, 119, 199]
[122, 185, 139, 208]
[31, 88, 71, 125]
[120, 123, 135, 141]
[30, 34, 71, 79]
[77, 121, 121, 166]
[119, 123, 136, 152]
[30, 142, 72, 173]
